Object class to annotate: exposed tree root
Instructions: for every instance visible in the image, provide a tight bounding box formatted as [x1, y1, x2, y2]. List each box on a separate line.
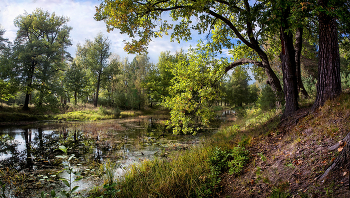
[317, 132, 350, 184]
[278, 108, 309, 129]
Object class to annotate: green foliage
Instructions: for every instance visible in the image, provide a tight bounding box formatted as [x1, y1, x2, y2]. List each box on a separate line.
[161, 43, 226, 134]
[0, 79, 17, 101]
[209, 146, 249, 175]
[258, 84, 276, 111]
[110, 145, 212, 198]
[54, 109, 117, 121]
[303, 75, 317, 98]
[55, 145, 82, 198]
[64, 62, 89, 105]
[13, 8, 72, 108]
[76, 33, 111, 107]
[31, 90, 60, 112]
[206, 146, 250, 195]
[143, 51, 177, 105]
[341, 71, 350, 90]
[225, 66, 251, 107]
[228, 146, 250, 175]
[108, 54, 151, 109]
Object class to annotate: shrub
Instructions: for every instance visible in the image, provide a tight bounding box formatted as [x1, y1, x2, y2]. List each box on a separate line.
[258, 85, 276, 111]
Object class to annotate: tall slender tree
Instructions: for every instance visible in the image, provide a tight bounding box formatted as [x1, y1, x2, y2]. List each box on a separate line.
[77, 33, 111, 107]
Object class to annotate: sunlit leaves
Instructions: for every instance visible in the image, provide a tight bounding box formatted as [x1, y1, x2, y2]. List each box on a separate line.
[0, 80, 17, 101]
[161, 42, 226, 134]
[95, 0, 248, 53]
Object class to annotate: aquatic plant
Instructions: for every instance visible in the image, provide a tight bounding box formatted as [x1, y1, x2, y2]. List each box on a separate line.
[41, 145, 82, 198]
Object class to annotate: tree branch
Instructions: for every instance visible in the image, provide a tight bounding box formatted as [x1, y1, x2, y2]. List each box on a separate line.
[225, 58, 264, 73]
[243, 0, 259, 47]
[213, 0, 244, 11]
[207, 10, 254, 49]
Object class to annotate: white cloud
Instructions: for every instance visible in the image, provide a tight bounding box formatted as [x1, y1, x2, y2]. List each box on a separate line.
[0, 0, 235, 65]
[0, 0, 189, 63]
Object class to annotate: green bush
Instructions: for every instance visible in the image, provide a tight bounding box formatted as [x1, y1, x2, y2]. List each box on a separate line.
[228, 146, 250, 175]
[303, 75, 317, 97]
[258, 85, 276, 111]
[341, 71, 350, 90]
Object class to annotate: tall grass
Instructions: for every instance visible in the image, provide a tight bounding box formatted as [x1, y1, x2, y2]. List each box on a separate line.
[113, 145, 212, 197]
[86, 106, 283, 198]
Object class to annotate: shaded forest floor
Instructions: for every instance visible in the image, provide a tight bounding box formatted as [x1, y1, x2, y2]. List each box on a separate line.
[220, 93, 350, 197]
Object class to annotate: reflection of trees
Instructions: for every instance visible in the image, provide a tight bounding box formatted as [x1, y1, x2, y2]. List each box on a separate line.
[24, 129, 33, 169]
[0, 134, 18, 158]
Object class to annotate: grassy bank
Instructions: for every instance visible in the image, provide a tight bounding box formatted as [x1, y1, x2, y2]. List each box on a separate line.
[89, 93, 350, 198]
[0, 103, 151, 123]
[88, 106, 280, 197]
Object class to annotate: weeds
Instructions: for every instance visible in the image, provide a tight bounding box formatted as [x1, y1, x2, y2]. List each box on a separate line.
[41, 145, 82, 198]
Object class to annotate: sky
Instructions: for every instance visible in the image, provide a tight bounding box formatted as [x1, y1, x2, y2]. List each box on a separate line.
[0, 0, 213, 64]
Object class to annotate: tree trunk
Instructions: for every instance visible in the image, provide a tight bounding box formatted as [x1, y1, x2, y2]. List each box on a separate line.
[294, 27, 309, 99]
[74, 91, 77, 105]
[257, 51, 284, 104]
[23, 93, 31, 111]
[23, 61, 36, 111]
[313, 0, 341, 109]
[280, 28, 299, 118]
[280, 7, 299, 119]
[94, 71, 101, 107]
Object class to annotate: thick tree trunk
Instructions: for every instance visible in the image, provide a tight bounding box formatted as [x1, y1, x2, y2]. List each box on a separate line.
[312, 0, 341, 109]
[294, 27, 309, 99]
[280, 25, 299, 119]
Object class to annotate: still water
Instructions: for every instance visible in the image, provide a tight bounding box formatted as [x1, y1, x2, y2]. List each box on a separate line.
[0, 116, 205, 197]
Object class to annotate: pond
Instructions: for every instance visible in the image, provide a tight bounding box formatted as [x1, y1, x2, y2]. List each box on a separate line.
[0, 116, 212, 197]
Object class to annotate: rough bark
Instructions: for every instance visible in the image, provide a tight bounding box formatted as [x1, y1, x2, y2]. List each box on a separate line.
[280, 7, 299, 119]
[312, 0, 341, 110]
[280, 29, 299, 118]
[294, 27, 309, 99]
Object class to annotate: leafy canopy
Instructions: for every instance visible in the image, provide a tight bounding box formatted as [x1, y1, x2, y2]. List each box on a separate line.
[95, 0, 262, 53]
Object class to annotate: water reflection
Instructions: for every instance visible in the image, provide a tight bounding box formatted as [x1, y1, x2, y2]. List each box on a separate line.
[0, 117, 201, 196]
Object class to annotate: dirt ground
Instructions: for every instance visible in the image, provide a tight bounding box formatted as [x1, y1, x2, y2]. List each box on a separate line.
[220, 98, 350, 198]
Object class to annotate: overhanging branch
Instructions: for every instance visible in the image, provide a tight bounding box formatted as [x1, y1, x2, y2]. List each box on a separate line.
[225, 58, 264, 73]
